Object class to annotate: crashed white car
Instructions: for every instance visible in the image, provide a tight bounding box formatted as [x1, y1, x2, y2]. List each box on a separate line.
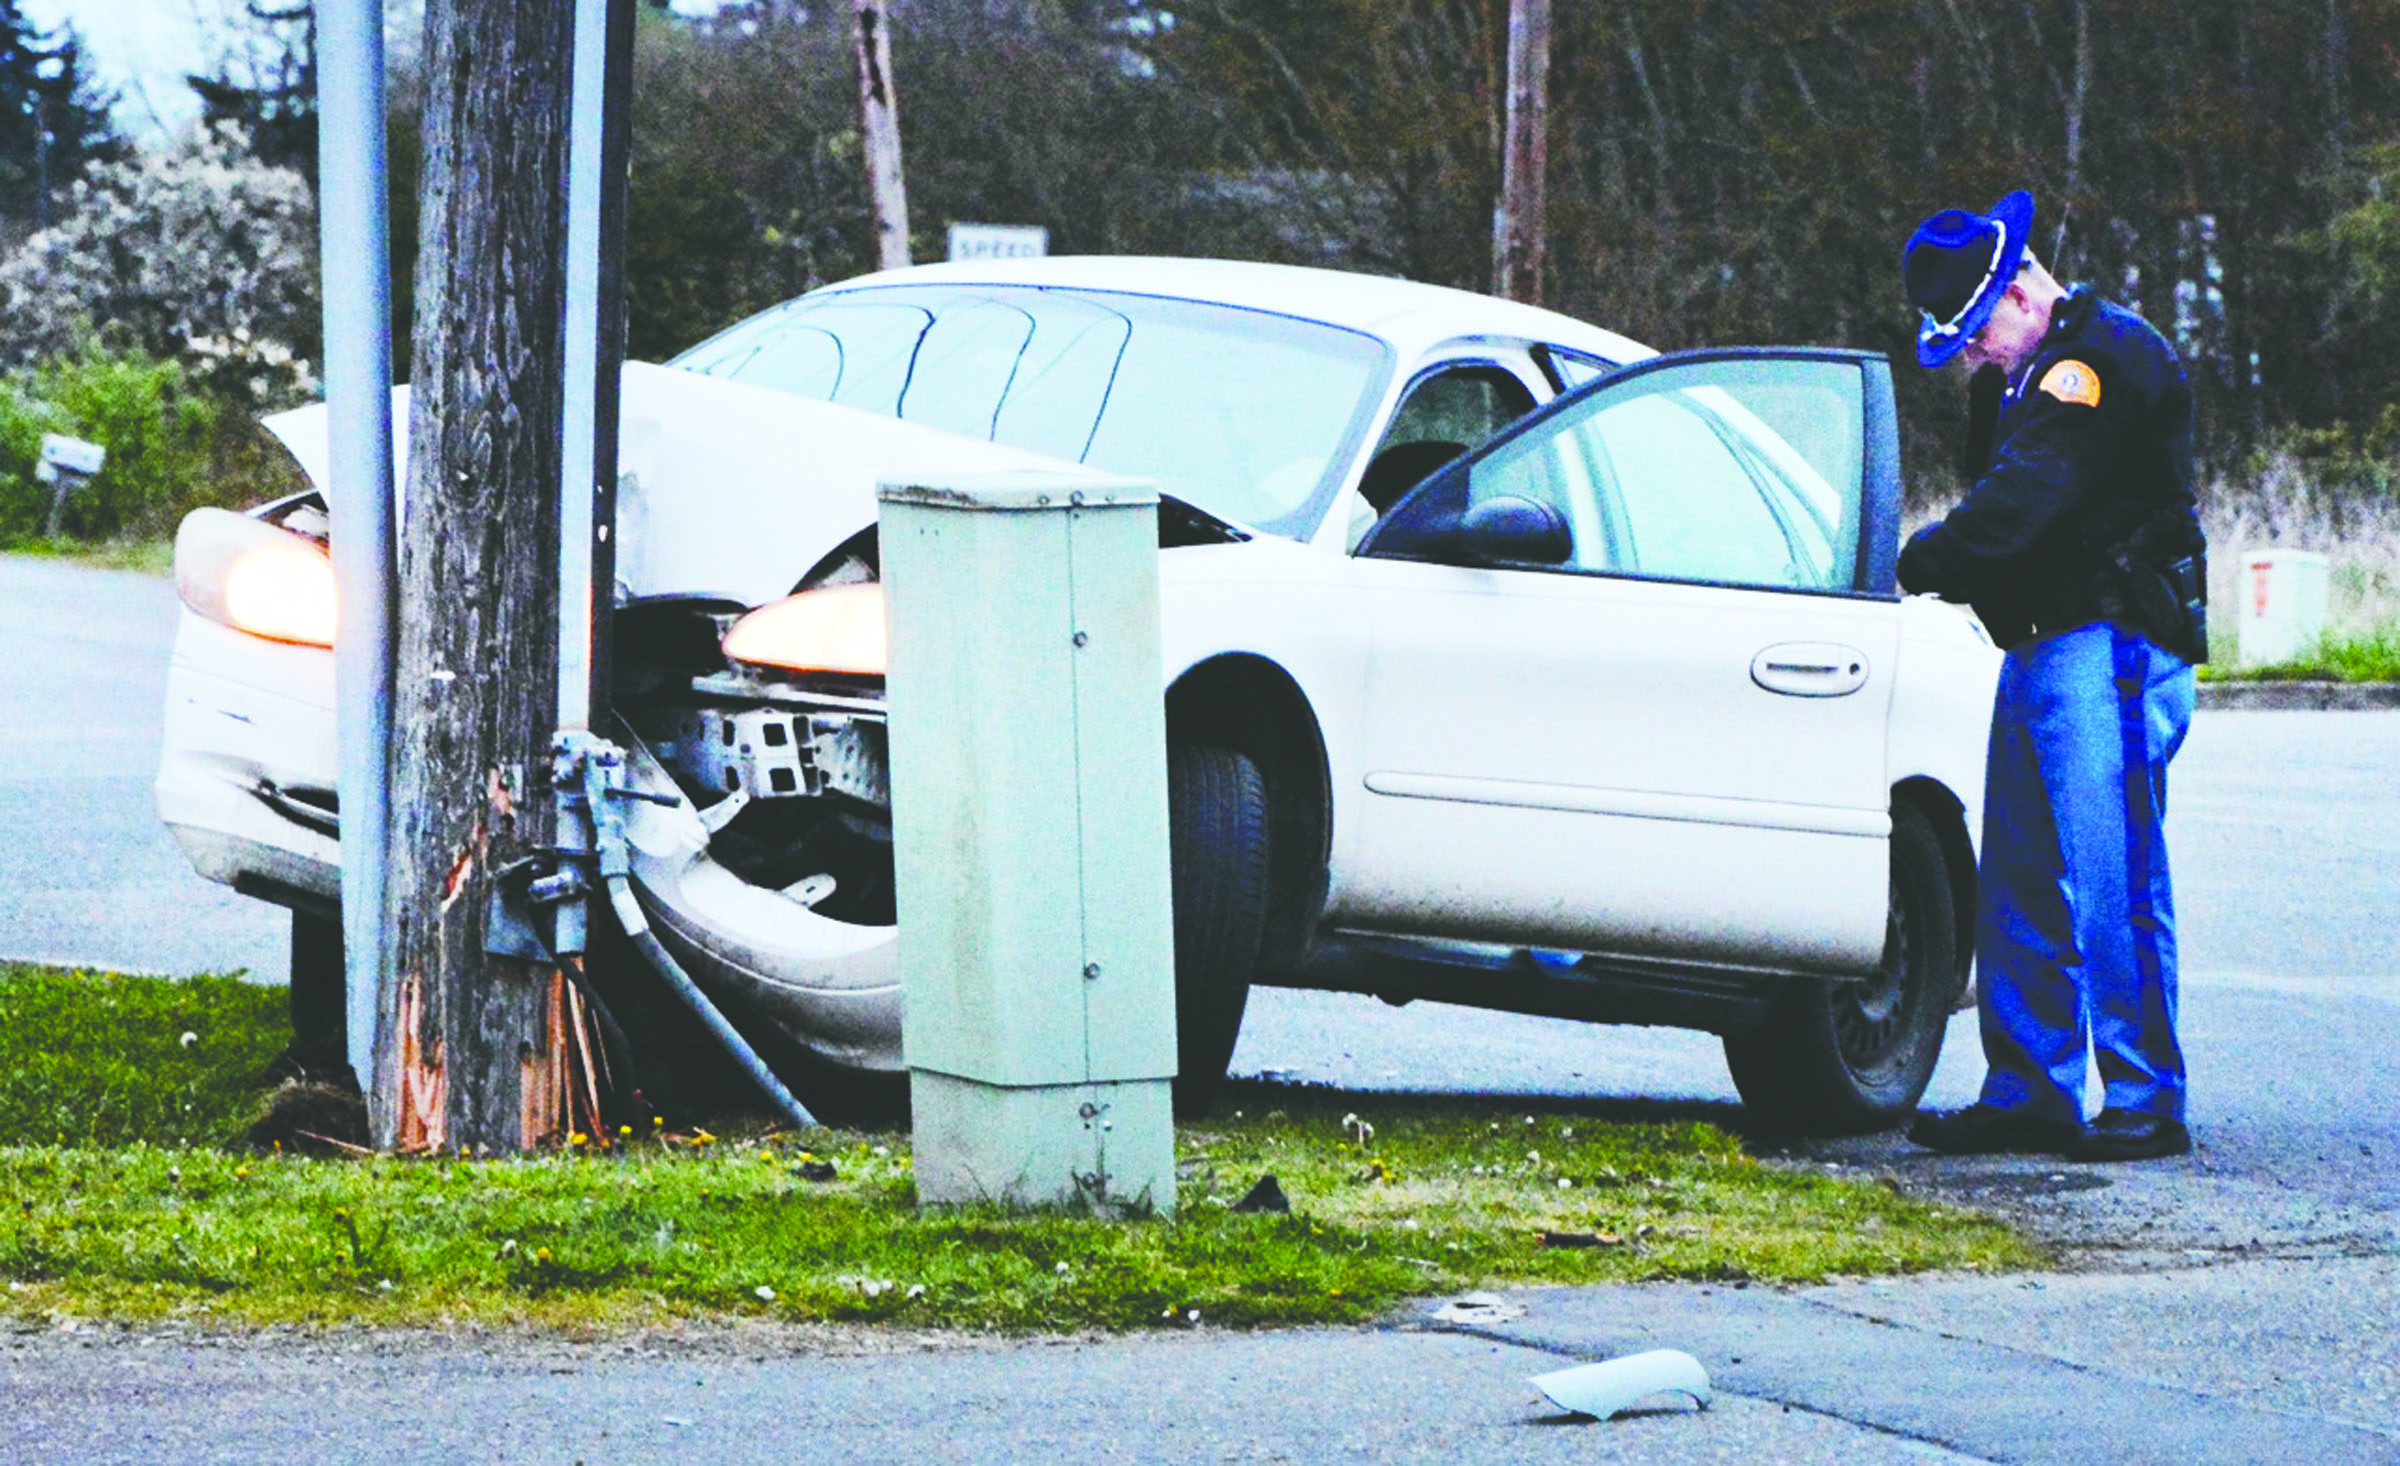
[159, 257, 1999, 1130]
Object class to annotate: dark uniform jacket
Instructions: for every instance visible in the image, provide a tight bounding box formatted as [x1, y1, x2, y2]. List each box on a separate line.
[1897, 286, 2206, 660]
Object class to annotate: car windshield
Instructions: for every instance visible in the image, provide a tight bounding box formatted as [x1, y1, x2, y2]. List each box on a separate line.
[672, 284, 1393, 539]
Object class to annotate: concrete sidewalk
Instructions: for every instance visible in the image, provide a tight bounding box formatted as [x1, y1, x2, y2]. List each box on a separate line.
[9, 1253, 2395, 1464]
[2193, 680, 2400, 710]
[1484, 1256, 2400, 1465]
[1, 1320, 1955, 1466]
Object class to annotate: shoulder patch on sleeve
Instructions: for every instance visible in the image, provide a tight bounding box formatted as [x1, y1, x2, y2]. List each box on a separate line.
[2037, 358, 2102, 407]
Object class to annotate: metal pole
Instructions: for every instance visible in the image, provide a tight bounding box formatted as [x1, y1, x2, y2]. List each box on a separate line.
[315, 0, 397, 1102]
[558, 0, 631, 963]
[560, 0, 604, 737]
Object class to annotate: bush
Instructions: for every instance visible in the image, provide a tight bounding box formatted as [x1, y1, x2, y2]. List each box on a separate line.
[0, 124, 317, 411]
[2202, 434, 2400, 667]
[0, 343, 305, 547]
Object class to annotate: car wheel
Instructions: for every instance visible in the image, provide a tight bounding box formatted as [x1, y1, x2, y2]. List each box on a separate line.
[1722, 803, 1956, 1134]
[1169, 742, 1271, 1115]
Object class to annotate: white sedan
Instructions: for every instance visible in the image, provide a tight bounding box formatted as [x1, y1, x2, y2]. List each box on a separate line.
[159, 257, 1999, 1131]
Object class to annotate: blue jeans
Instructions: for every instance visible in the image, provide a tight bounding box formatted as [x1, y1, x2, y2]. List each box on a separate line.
[1975, 623, 2195, 1124]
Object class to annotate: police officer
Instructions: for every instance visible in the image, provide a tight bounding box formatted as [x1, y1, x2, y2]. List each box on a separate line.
[1897, 189, 2209, 1163]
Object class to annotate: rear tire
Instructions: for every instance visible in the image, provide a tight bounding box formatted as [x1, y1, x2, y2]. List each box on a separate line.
[1168, 742, 1271, 1115]
[1722, 803, 1956, 1134]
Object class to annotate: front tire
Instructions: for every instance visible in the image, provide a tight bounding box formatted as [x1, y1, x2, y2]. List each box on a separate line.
[1168, 742, 1271, 1115]
[1722, 803, 1957, 1134]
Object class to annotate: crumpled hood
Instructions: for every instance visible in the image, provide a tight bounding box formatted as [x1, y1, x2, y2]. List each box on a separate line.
[262, 360, 1124, 609]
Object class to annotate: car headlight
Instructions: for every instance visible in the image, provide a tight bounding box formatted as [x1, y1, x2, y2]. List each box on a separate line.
[721, 583, 887, 677]
[175, 507, 338, 648]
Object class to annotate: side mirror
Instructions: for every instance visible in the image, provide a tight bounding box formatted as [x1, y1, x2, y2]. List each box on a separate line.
[1457, 495, 1570, 565]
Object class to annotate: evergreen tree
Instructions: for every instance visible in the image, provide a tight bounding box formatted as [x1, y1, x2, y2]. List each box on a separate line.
[0, 1, 117, 230]
[187, 2, 316, 190]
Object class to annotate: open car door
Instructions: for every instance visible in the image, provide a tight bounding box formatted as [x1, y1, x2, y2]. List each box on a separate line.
[1335, 348, 1906, 976]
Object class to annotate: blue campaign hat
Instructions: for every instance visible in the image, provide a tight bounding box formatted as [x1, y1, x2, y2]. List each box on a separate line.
[1902, 190, 2035, 367]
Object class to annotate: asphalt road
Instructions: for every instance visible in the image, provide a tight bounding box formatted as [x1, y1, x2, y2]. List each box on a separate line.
[4, 552, 2397, 1463]
[1230, 703, 2400, 1260]
[0, 554, 286, 982]
[5, 550, 2396, 1247]
[4, 556, 2400, 1199]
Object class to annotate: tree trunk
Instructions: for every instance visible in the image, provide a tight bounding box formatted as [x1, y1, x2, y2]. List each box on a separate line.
[854, 0, 911, 270]
[381, 0, 584, 1154]
[1496, 0, 1549, 303]
[2059, 0, 2089, 269]
[1619, 8, 1672, 217]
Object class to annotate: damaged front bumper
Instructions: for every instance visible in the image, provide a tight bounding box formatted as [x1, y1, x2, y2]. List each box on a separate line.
[614, 641, 907, 1072]
[614, 702, 905, 1073]
[158, 602, 911, 1072]
[156, 610, 343, 911]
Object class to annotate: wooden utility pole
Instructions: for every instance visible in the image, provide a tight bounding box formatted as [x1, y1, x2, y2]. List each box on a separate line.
[852, 0, 911, 270]
[380, 0, 591, 1153]
[1495, 0, 1550, 305]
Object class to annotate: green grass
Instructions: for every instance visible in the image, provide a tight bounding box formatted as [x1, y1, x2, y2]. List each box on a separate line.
[0, 967, 285, 1147]
[2197, 476, 2400, 681]
[2202, 624, 2400, 682]
[1, 537, 173, 575]
[0, 965, 2039, 1332]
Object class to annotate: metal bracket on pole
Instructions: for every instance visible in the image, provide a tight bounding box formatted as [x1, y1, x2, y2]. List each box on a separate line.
[551, 730, 819, 1133]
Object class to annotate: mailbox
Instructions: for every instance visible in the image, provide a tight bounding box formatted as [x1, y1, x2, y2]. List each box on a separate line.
[35, 433, 106, 539]
[37, 433, 107, 480]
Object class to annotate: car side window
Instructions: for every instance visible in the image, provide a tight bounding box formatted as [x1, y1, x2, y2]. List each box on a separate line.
[1387, 367, 1537, 449]
[1586, 391, 1802, 583]
[1364, 356, 1866, 592]
[1348, 365, 1538, 549]
[1535, 345, 1612, 392]
[1594, 362, 1859, 589]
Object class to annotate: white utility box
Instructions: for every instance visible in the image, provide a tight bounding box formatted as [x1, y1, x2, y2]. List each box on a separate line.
[879, 471, 1177, 1215]
[2236, 549, 2329, 667]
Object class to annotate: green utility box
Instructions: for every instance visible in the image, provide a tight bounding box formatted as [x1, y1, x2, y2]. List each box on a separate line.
[879, 472, 1177, 1214]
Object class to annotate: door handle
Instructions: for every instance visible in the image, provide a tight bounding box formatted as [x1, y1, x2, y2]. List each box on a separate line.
[1750, 642, 1869, 697]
